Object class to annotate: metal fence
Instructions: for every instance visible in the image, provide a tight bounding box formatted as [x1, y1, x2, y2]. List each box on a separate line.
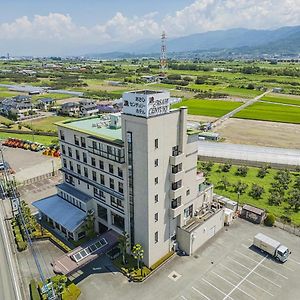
[19, 170, 61, 186]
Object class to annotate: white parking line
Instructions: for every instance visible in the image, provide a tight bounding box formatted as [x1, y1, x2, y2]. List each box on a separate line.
[192, 286, 211, 300]
[223, 254, 268, 300]
[228, 257, 282, 288]
[289, 257, 300, 265]
[180, 296, 188, 300]
[202, 278, 234, 299]
[235, 250, 293, 274]
[242, 243, 251, 249]
[211, 271, 256, 300]
[220, 263, 274, 297]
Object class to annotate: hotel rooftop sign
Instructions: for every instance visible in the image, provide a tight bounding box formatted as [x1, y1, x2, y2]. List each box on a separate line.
[122, 90, 170, 118]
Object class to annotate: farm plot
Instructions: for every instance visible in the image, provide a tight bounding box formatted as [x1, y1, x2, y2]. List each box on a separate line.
[172, 99, 243, 117]
[261, 95, 300, 106]
[234, 102, 300, 124]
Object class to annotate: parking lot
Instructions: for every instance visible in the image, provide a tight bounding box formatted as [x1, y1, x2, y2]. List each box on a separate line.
[77, 219, 300, 300]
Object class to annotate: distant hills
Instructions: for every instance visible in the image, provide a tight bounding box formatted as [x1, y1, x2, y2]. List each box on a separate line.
[85, 26, 300, 59]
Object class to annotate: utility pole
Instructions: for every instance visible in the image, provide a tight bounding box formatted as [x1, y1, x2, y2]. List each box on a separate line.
[160, 31, 167, 76]
[0, 148, 56, 300]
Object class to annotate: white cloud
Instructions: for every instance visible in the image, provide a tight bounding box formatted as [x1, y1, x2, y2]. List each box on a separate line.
[0, 1, 299, 55]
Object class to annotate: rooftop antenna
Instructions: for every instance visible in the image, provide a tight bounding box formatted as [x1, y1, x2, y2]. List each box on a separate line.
[160, 31, 167, 76]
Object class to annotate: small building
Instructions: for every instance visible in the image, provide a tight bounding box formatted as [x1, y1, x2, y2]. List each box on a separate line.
[198, 132, 220, 141]
[240, 204, 265, 224]
[60, 102, 80, 117]
[272, 87, 283, 93]
[141, 75, 157, 83]
[79, 99, 99, 117]
[1, 96, 33, 119]
[37, 98, 55, 111]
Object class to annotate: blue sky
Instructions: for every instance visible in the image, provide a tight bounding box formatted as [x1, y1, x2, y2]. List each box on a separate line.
[0, 0, 299, 56]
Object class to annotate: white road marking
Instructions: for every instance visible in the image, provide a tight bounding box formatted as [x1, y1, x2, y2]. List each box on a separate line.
[211, 271, 256, 300]
[228, 257, 281, 288]
[180, 296, 188, 300]
[242, 244, 251, 249]
[235, 250, 292, 274]
[219, 263, 274, 297]
[192, 286, 211, 300]
[223, 254, 268, 300]
[202, 278, 233, 299]
[289, 257, 300, 265]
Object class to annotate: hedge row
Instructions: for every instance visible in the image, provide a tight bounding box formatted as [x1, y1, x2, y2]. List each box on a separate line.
[11, 218, 27, 252]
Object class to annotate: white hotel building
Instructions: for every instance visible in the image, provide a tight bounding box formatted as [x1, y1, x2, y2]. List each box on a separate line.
[33, 90, 224, 267]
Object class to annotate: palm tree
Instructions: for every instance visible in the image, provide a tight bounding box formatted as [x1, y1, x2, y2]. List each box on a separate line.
[118, 231, 130, 265]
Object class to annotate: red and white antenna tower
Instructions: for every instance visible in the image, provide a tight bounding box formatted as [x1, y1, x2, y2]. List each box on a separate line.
[160, 31, 167, 75]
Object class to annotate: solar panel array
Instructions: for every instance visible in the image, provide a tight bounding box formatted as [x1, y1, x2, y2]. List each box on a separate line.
[72, 238, 108, 263]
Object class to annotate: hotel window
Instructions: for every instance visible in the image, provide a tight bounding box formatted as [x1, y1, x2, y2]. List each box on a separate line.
[110, 178, 115, 189]
[154, 231, 158, 243]
[92, 170, 97, 181]
[91, 157, 96, 167]
[154, 159, 159, 167]
[172, 145, 180, 156]
[109, 164, 114, 174]
[74, 135, 79, 146]
[63, 158, 67, 168]
[77, 164, 81, 175]
[69, 161, 74, 172]
[97, 204, 107, 221]
[83, 152, 87, 163]
[155, 138, 159, 149]
[171, 196, 181, 209]
[81, 137, 86, 148]
[75, 149, 80, 160]
[118, 167, 123, 178]
[118, 182, 123, 194]
[186, 189, 190, 196]
[154, 213, 158, 222]
[94, 187, 105, 200]
[111, 196, 124, 209]
[99, 160, 104, 170]
[84, 167, 88, 178]
[155, 194, 159, 203]
[60, 130, 65, 141]
[172, 180, 182, 191]
[100, 174, 105, 185]
[61, 144, 66, 155]
[68, 147, 72, 157]
[184, 205, 193, 219]
[111, 212, 124, 230]
[154, 177, 159, 185]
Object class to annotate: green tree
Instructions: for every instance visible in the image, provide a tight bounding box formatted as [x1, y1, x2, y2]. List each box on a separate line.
[274, 169, 291, 190]
[249, 184, 264, 199]
[257, 165, 269, 178]
[235, 166, 248, 177]
[220, 162, 232, 173]
[217, 176, 231, 191]
[294, 176, 300, 189]
[132, 243, 144, 270]
[268, 191, 283, 206]
[232, 180, 248, 199]
[288, 189, 300, 211]
[83, 210, 95, 238]
[118, 231, 130, 265]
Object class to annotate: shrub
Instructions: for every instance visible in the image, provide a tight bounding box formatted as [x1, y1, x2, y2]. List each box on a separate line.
[17, 241, 28, 251]
[29, 279, 41, 300]
[235, 166, 248, 177]
[221, 162, 232, 172]
[249, 184, 264, 199]
[264, 213, 276, 227]
[61, 283, 81, 300]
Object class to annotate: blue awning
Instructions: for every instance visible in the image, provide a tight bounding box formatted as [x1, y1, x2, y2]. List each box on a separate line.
[33, 195, 87, 232]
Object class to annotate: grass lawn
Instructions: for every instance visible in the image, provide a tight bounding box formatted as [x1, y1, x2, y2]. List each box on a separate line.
[172, 99, 242, 117]
[261, 95, 300, 106]
[221, 87, 263, 98]
[201, 162, 300, 225]
[0, 115, 13, 123]
[28, 116, 74, 132]
[0, 132, 57, 145]
[32, 93, 72, 102]
[234, 102, 300, 124]
[0, 91, 19, 98]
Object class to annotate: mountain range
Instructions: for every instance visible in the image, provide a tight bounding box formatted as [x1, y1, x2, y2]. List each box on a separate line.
[85, 26, 300, 59]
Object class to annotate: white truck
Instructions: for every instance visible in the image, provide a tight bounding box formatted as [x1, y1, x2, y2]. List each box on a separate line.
[253, 233, 290, 263]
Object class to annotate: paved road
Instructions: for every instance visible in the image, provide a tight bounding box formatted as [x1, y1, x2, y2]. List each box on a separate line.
[212, 90, 270, 128]
[0, 202, 22, 300]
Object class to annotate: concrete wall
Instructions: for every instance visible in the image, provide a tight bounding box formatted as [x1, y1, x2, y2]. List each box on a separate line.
[177, 209, 224, 255]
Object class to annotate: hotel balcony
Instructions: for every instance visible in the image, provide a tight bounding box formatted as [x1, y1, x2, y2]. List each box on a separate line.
[170, 204, 183, 218]
[169, 152, 184, 165]
[169, 186, 183, 199]
[170, 170, 184, 182]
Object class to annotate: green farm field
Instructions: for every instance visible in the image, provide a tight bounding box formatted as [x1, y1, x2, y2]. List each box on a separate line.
[201, 162, 300, 225]
[172, 99, 242, 117]
[28, 116, 74, 132]
[234, 102, 300, 124]
[261, 95, 300, 106]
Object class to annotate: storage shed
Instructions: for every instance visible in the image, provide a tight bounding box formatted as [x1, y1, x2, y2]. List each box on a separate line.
[240, 204, 265, 224]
